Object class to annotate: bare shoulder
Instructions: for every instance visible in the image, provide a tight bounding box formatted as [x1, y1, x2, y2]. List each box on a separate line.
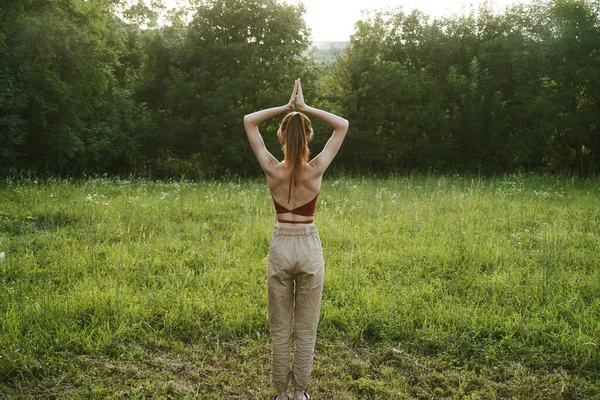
[303, 162, 323, 179]
[265, 162, 288, 185]
[263, 160, 285, 179]
[301, 163, 323, 193]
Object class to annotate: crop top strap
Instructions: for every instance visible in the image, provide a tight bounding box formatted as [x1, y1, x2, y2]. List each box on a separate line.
[288, 173, 296, 204]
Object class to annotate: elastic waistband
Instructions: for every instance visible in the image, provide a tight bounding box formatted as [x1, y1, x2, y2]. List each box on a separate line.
[273, 223, 318, 236]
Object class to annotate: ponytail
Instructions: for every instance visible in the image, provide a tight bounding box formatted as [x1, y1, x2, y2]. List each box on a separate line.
[277, 112, 314, 182]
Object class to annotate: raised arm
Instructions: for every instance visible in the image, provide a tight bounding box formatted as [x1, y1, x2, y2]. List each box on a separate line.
[243, 82, 297, 174]
[295, 79, 349, 174]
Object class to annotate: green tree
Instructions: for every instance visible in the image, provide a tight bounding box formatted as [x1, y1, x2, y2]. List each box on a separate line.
[538, 0, 600, 175]
[134, 0, 312, 177]
[1, 0, 151, 174]
[327, 0, 600, 175]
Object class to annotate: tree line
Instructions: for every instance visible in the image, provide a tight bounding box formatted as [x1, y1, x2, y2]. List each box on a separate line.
[1, 0, 599, 178]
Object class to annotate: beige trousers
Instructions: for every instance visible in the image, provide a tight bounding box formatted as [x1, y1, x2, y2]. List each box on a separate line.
[267, 224, 324, 393]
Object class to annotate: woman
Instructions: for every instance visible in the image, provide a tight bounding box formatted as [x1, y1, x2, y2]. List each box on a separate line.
[244, 79, 349, 400]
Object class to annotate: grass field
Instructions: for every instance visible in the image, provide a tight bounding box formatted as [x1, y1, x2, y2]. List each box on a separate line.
[0, 174, 599, 399]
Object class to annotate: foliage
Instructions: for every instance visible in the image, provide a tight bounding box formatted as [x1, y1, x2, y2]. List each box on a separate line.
[148, 0, 312, 177]
[327, 0, 600, 175]
[0, 0, 149, 174]
[0, 0, 599, 176]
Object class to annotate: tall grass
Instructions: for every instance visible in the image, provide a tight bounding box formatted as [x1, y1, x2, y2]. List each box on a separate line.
[0, 174, 598, 397]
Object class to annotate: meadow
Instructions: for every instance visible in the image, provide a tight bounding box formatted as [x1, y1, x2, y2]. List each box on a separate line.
[0, 174, 599, 399]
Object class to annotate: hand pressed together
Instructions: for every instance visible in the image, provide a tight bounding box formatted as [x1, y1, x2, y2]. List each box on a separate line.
[294, 79, 307, 111]
[285, 79, 307, 111]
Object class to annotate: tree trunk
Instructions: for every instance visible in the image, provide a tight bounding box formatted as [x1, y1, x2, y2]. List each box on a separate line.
[589, 136, 598, 177]
[577, 144, 585, 177]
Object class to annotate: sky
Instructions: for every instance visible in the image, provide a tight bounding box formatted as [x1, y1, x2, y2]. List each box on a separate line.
[285, 0, 530, 41]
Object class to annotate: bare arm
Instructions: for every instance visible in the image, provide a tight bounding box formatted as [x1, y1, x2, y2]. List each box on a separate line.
[294, 80, 349, 173]
[243, 82, 297, 174]
[302, 105, 349, 133]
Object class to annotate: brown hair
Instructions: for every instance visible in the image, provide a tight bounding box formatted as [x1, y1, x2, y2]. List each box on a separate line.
[277, 112, 314, 181]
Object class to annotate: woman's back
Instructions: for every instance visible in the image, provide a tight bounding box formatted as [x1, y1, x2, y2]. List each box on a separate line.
[269, 162, 320, 203]
[268, 162, 321, 224]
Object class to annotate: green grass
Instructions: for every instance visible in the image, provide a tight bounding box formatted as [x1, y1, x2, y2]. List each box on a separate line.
[0, 174, 599, 398]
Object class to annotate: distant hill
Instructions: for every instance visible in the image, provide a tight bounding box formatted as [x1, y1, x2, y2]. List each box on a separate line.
[309, 41, 348, 63]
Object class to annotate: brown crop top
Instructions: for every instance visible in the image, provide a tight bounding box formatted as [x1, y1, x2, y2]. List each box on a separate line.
[272, 175, 319, 224]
